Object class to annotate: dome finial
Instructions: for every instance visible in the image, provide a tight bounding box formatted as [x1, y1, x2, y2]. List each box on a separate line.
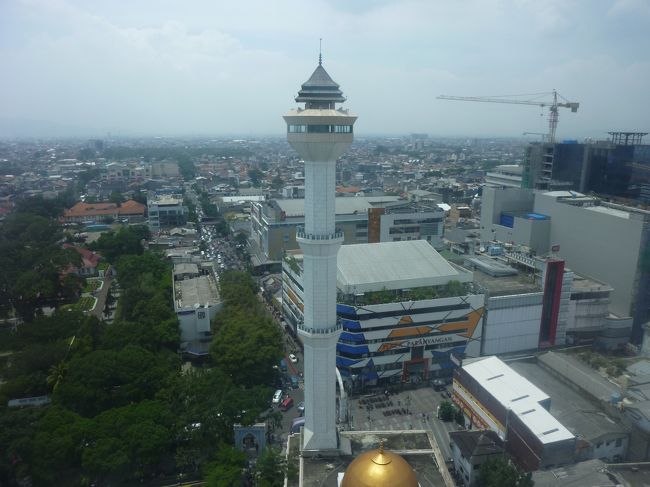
[379, 438, 386, 454]
[319, 38, 322, 65]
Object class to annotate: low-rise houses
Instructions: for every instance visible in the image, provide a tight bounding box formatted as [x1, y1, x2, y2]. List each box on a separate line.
[63, 199, 146, 223]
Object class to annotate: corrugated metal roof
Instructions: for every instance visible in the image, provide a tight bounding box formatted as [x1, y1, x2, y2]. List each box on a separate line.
[337, 240, 470, 293]
[463, 356, 574, 445]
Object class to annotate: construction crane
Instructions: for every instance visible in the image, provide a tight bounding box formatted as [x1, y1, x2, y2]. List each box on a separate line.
[437, 90, 579, 143]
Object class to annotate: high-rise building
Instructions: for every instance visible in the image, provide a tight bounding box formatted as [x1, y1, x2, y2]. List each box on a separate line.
[522, 132, 650, 205]
[481, 186, 650, 344]
[283, 58, 357, 451]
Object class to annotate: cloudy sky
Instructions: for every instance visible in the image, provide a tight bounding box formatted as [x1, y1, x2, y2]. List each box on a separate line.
[1, 0, 649, 138]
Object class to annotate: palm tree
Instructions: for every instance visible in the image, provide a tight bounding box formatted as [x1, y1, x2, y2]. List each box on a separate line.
[47, 361, 68, 392]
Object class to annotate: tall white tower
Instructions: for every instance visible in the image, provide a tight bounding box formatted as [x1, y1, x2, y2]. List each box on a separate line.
[283, 57, 357, 451]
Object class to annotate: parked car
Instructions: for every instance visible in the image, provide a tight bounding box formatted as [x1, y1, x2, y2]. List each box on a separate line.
[289, 353, 298, 363]
[280, 396, 294, 412]
[297, 401, 305, 415]
[272, 389, 283, 405]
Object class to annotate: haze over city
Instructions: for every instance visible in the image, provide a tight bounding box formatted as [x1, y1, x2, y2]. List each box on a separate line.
[1, 0, 649, 138]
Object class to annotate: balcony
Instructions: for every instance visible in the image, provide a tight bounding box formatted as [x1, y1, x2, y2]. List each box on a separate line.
[298, 322, 341, 335]
[296, 226, 344, 241]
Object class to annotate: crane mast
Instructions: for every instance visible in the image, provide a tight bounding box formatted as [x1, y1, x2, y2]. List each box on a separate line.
[437, 90, 579, 143]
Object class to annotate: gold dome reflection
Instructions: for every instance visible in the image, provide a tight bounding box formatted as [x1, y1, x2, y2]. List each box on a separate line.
[341, 441, 418, 487]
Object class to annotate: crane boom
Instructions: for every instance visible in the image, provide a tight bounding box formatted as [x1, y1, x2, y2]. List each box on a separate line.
[437, 90, 579, 143]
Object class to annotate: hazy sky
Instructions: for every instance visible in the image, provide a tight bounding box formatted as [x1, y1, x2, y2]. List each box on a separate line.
[1, 0, 649, 138]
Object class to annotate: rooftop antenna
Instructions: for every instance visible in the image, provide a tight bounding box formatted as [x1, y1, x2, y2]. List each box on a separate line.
[319, 38, 322, 65]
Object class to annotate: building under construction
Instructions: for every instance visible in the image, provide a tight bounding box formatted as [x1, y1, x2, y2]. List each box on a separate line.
[522, 131, 650, 205]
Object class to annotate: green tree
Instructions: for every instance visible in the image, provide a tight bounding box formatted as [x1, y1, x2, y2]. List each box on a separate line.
[248, 168, 264, 187]
[203, 445, 247, 487]
[76, 168, 101, 191]
[439, 400, 455, 422]
[15, 192, 76, 219]
[0, 213, 81, 320]
[56, 345, 179, 417]
[29, 406, 88, 486]
[476, 456, 534, 487]
[46, 361, 68, 392]
[0, 407, 46, 485]
[108, 191, 125, 205]
[131, 190, 148, 205]
[82, 400, 174, 483]
[271, 175, 284, 190]
[210, 272, 282, 387]
[454, 406, 465, 427]
[255, 447, 286, 487]
[90, 225, 149, 263]
[211, 311, 282, 387]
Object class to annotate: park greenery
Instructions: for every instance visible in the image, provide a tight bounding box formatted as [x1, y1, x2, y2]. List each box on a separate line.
[89, 225, 150, 263]
[0, 196, 285, 486]
[0, 205, 82, 321]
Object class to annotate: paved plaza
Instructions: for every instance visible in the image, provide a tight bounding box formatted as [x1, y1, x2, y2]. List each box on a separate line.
[347, 385, 461, 459]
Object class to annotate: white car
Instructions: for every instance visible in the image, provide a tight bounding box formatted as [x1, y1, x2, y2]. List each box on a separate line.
[272, 389, 283, 405]
[289, 353, 298, 364]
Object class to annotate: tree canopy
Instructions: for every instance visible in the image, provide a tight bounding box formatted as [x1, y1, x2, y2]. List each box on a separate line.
[248, 168, 264, 187]
[0, 212, 81, 320]
[210, 272, 283, 387]
[477, 457, 534, 487]
[90, 225, 149, 263]
[0, 202, 283, 485]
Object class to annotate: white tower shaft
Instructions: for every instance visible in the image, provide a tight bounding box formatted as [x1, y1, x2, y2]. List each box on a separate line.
[298, 158, 342, 451]
[284, 60, 356, 452]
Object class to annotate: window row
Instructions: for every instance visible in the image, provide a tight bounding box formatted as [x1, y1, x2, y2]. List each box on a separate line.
[287, 125, 353, 134]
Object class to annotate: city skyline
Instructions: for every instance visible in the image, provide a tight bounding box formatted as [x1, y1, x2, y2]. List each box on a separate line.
[1, 0, 649, 138]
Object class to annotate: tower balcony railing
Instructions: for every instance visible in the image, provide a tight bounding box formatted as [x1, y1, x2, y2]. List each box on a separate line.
[296, 226, 344, 241]
[298, 321, 342, 335]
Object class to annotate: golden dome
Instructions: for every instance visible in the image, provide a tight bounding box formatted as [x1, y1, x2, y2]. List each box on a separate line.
[341, 443, 418, 487]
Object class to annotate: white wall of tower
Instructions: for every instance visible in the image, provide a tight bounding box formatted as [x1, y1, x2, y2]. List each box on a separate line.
[304, 160, 336, 235]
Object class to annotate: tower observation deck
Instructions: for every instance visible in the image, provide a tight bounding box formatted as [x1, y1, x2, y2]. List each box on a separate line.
[283, 59, 357, 452]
